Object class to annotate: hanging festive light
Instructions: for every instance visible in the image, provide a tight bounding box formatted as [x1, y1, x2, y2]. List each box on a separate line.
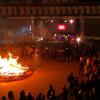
[64, 19, 67, 23]
[76, 37, 81, 43]
[54, 34, 57, 36]
[69, 19, 74, 24]
[57, 24, 67, 31]
[50, 20, 53, 23]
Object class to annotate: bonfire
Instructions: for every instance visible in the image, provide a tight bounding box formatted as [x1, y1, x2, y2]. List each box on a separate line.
[0, 53, 29, 77]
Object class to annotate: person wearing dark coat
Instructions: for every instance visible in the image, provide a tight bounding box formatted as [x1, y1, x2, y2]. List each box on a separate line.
[58, 85, 68, 100]
[36, 92, 45, 100]
[8, 91, 14, 100]
[47, 85, 56, 100]
[19, 90, 26, 100]
[2, 96, 6, 100]
[26, 92, 34, 100]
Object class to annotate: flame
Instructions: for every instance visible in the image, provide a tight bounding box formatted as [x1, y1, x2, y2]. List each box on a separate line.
[0, 53, 29, 77]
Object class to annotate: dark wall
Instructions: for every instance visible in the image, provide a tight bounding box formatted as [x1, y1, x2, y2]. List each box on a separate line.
[0, 0, 100, 4]
[84, 18, 100, 37]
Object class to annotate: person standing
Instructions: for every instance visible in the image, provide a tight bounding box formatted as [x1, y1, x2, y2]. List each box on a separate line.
[79, 56, 84, 76]
[2, 96, 6, 100]
[47, 85, 56, 100]
[26, 92, 34, 100]
[8, 91, 14, 100]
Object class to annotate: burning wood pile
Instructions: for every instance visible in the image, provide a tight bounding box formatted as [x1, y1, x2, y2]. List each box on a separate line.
[0, 52, 32, 82]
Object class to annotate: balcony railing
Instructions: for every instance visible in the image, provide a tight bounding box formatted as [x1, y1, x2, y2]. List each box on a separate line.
[0, 4, 100, 17]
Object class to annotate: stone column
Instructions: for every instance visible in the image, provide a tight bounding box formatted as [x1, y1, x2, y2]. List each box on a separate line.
[31, 16, 35, 40]
[80, 16, 84, 39]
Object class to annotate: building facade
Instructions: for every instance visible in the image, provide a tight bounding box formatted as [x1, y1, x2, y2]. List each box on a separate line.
[0, 1, 100, 40]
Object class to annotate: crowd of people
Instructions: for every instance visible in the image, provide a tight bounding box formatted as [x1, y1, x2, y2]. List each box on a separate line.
[1, 70, 100, 100]
[79, 55, 100, 77]
[0, 40, 100, 100]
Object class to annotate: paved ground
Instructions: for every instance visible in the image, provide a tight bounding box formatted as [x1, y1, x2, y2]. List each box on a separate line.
[0, 59, 79, 100]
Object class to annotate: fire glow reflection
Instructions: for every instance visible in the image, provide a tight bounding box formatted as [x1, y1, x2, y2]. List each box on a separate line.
[0, 53, 29, 77]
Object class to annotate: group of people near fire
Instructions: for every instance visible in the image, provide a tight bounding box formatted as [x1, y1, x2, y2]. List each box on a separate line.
[1, 70, 100, 100]
[79, 55, 100, 78]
